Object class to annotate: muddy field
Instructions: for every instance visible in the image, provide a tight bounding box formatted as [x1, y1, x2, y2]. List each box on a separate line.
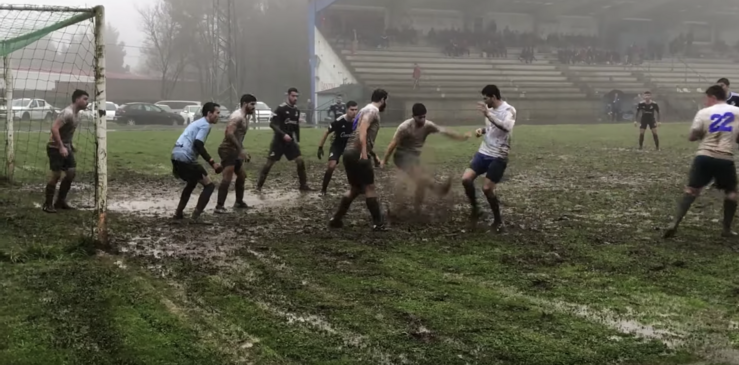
[2, 124, 739, 365]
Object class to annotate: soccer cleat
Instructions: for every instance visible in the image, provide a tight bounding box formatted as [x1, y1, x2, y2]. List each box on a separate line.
[663, 226, 677, 239]
[42, 204, 57, 213]
[173, 211, 185, 220]
[328, 218, 343, 228]
[722, 230, 737, 238]
[233, 201, 249, 209]
[372, 222, 388, 231]
[320, 190, 328, 196]
[214, 206, 229, 214]
[299, 185, 314, 192]
[54, 201, 75, 210]
[191, 209, 203, 221]
[491, 221, 504, 233]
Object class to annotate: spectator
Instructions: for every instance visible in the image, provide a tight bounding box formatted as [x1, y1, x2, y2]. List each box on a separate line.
[412, 63, 421, 90]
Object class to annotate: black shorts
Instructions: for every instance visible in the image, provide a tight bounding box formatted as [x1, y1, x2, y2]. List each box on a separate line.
[328, 143, 346, 162]
[640, 119, 656, 129]
[47, 145, 76, 172]
[343, 150, 375, 188]
[393, 151, 421, 173]
[688, 155, 737, 191]
[268, 139, 301, 161]
[469, 153, 508, 183]
[218, 147, 243, 170]
[172, 160, 207, 183]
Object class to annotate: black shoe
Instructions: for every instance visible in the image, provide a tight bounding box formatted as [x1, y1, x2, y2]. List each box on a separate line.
[233, 201, 249, 209]
[329, 218, 343, 228]
[173, 211, 184, 220]
[214, 206, 229, 214]
[299, 185, 314, 192]
[372, 221, 388, 231]
[663, 225, 677, 239]
[191, 209, 203, 221]
[722, 230, 737, 238]
[54, 201, 75, 210]
[491, 221, 504, 233]
[320, 190, 327, 196]
[42, 204, 57, 213]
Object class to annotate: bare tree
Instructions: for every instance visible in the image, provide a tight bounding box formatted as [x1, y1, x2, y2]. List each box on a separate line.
[138, 0, 190, 99]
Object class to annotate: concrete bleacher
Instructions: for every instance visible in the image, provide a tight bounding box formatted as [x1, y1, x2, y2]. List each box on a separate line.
[337, 46, 595, 122]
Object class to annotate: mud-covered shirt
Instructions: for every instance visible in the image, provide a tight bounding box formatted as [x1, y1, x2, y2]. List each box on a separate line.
[219, 109, 250, 153]
[345, 103, 380, 155]
[691, 103, 739, 160]
[270, 102, 300, 142]
[328, 114, 353, 149]
[478, 101, 516, 159]
[48, 106, 79, 148]
[636, 101, 659, 122]
[393, 119, 441, 155]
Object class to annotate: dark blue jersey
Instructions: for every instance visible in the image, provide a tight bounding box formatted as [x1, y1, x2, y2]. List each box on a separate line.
[727, 92, 739, 106]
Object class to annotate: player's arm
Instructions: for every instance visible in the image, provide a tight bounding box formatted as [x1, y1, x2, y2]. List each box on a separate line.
[317, 122, 334, 159]
[295, 110, 301, 143]
[357, 111, 373, 159]
[381, 126, 402, 165]
[269, 106, 288, 138]
[479, 105, 514, 132]
[50, 115, 67, 149]
[655, 104, 661, 124]
[434, 122, 470, 141]
[193, 126, 217, 169]
[224, 115, 243, 150]
[688, 111, 705, 142]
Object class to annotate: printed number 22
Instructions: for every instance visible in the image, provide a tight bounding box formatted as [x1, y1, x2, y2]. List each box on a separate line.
[709, 112, 735, 133]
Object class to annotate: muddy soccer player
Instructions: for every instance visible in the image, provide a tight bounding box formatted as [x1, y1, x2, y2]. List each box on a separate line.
[380, 102, 470, 214]
[461, 85, 516, 232]
[214, 94, 257, 214]
[171, 102, 222, 220]
[317, 100, 359, 195]
[329, 89, 389, 230]
[256, 87, 312, 191]
[664, 85, 739, 238]
[633, 91, 661, 150]
[43, 89, 89, 213]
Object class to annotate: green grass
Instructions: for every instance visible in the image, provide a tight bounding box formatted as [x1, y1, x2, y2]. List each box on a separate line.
[1, 122, 739, 364]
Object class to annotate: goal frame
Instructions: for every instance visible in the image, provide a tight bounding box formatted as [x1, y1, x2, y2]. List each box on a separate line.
[0, 4, 108, 244]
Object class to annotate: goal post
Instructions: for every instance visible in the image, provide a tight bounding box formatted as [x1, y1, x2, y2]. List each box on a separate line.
[0, 4, 107, 244]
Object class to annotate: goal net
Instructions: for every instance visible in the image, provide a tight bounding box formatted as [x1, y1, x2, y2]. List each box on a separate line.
[0, 5, 107, 243]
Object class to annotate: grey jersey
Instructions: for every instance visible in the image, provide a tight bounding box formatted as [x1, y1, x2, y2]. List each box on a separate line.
[345, 103, 381, 154]
[48, 105, 80, 148]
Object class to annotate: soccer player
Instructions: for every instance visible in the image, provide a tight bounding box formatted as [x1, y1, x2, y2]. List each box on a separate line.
[171, 102, 222, 220]
[633, 91, 661, 150]
[214, 94, 256, 214]
[717, 78, 739, 106]
[380, 102, 470, 213]
[256, 87, 312, 191]
[664, 85, 739, 238]
[317, 100, 359, 195]
[43, 89, 88, 213]
[461, 85, 516, 232]
[328, 95, 346, 121]
[329, 89, 389, 230]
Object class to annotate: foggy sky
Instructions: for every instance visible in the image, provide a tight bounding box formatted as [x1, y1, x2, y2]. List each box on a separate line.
[5, 0, 146, 67]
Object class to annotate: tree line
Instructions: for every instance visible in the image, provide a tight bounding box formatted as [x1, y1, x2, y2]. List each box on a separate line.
[136, 0, 310, 108]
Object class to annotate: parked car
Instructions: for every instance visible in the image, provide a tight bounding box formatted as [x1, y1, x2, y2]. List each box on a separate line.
[179, 104, 200, 125]
[155, 100, 201, 114]
[193, 105, 230, 122]
[115, 102, 185, 126]
[255, 101, 271, 124]
[0, 98, 57, 122]
[82, 101, 118, 121]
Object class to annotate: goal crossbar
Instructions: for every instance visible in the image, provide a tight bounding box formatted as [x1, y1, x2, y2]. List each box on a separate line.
[0, 11, 94, 56]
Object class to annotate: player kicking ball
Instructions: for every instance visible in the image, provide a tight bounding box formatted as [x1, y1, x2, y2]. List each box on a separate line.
[317, 100, 359, 195]
[214, 94, 256, 214]
[380, 102, 470, 214]
[171, 102, 222, 221]
[461, 85, 516, 232]
[664, 85, 739, 238]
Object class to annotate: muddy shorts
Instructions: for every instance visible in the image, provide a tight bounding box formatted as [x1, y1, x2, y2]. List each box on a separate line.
[393, 150, 421, 174]
[343, 150, 375, 188]
[172, 159, 207, 183]
[47, 144, 76, 172]
[688, 155, 737, 192]
[268, 139, 301, 161]
[218, 147, 243, 171]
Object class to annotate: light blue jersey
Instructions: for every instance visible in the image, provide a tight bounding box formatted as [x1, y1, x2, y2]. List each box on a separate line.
[172, 118, 211, 163]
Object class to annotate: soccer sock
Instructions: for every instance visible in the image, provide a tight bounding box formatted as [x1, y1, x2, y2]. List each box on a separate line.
[653, 134, 660, 149]
[485, 192, 502, 223]
[257, 165, 271, 189]
[462, 180, 478, 209]
[671, 193, 697, 227]
[333, 196, 354, 221]
[56, 178, 72, 203]
[176, 181, 198, 214]
[235, 176, 245, 203]
[321, 169, 333, 192]
[216, 180, 230, 207]
[44, 183, 56, 206]
[195, 183, 215, 212]
[297, 160, 308, 187]
[365, 197, 383, 224]
[723, 199, 737, 231]
[639, 134, 644, 148]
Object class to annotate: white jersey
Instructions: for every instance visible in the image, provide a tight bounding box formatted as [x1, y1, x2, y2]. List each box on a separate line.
[690, 102, 739, 160]
[478, 101, 516, 159]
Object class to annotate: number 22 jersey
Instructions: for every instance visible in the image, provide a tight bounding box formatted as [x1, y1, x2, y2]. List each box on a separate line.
[691, 103, 739, 160]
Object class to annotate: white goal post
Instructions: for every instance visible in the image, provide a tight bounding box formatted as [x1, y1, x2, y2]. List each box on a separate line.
[0, 4, 107, 244]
